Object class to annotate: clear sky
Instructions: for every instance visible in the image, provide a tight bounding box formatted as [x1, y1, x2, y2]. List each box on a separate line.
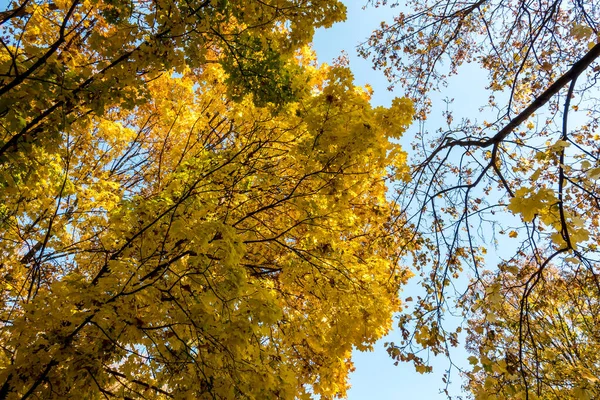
[311, 2, 493, 399]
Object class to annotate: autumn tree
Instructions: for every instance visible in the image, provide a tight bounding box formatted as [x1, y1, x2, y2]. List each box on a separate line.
[464, 262, 600, 399]
[0, 0, 346, 164]
[360, 0, 600, 398]
[0, 1, 417, 399]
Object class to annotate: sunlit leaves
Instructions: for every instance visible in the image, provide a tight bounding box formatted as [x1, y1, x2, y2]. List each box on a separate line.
[0, 23, 415, 397]
[464, 265, 600, 399]
[0, 0, 347, 164]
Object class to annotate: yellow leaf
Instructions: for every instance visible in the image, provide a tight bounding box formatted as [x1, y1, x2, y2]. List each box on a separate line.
[581, 160, 591, 170]
[587, 167, 600, 179]
[581, 369, 599, 383]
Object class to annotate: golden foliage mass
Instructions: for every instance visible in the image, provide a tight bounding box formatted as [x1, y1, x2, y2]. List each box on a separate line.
[0, 1, 415, 399]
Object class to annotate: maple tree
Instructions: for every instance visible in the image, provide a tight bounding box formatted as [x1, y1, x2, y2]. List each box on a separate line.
[0, 1, 417, 399]
[464, 263, 600, 399]
[360, 0, 600, 398]
[0, 0, 345, 163]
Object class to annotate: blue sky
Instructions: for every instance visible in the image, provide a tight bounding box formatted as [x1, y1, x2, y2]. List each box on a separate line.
[311, 2, 493, 399]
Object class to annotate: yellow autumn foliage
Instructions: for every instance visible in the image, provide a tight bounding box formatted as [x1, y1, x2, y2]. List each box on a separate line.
[0, 5, 415, 396]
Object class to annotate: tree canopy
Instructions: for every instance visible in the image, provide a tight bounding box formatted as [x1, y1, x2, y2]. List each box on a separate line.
[0, 1, 417, 399]
[3, 0, 600, 399]
[361, 0, 600, 398]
